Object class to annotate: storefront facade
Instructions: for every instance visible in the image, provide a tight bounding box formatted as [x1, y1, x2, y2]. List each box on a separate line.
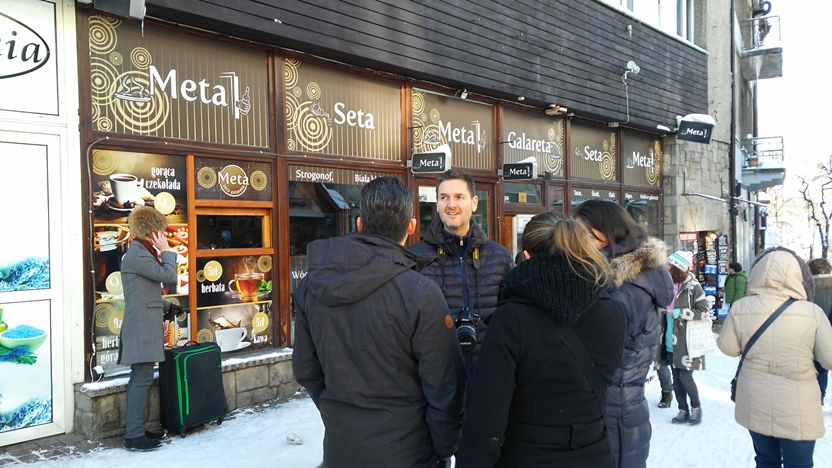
[0, 0, 82, 446]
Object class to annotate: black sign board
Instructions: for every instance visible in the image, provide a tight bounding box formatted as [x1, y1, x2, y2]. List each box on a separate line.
[411, 152, 449, 174]
[502, 162, 537, 180]
[677, 121, 714, 144]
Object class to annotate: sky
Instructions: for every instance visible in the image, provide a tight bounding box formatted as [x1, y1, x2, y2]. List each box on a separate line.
[757, 2, 832, 174]
[4, 350, 832, 467]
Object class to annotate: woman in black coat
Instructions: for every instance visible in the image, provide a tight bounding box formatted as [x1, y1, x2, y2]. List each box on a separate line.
[457, 212, 628, 468]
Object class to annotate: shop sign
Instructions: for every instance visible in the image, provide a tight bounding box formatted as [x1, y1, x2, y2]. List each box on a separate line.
[502, 161, 537, 180]
[677, 119, 714, 144]
[289, 165, 391, 186]
[624, 192, 660, 202]
[412, 89, 493, 169]
[284, 59, 401, 160]
[195, 158, 271, 201]
[87, 15, 269, 147]
[0, 0, 57, 115]
[572, 188, 618, 201]
[568, 124, 617, 181]
[411, 149, 449, 174]
[621, 132, 661, 187]
[502, 107, 564, 178]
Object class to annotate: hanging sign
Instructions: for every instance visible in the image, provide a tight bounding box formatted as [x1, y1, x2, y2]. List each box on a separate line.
[676, 114, 715, 144]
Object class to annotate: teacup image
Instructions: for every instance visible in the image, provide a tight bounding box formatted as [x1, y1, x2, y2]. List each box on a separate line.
[229, 272, 264, 298]
[215, 327, 247, 352]
[96, 231, 119, 251]
[109, 173, 140, 204]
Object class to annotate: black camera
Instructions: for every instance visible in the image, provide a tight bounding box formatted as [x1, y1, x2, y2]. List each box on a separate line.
[453, 307, 479, 353]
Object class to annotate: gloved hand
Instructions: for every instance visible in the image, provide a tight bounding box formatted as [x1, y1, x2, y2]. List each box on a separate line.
[164, 304, 186, 321]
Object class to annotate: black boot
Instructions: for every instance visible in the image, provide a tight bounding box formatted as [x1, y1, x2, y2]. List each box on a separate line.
[671, 409, 690, 424]
[689, 407, 702, 425]
[658, 391, 673, 408]
[124, 435, 162, 451]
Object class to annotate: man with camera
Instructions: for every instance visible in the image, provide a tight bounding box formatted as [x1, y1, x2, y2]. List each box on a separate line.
[410, 170, 515, 374]
[293, 176, 467, 468]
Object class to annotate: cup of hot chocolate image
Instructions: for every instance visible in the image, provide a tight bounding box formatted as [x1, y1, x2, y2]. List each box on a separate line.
[109, 173, 139, 204]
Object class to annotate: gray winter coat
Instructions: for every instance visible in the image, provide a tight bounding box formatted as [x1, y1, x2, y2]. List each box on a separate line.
[658, 272, 711, 370]
[118, 241, 177, 366]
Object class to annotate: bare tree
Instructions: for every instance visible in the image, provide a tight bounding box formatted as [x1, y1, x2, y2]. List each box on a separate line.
[799, 158, 832, 258]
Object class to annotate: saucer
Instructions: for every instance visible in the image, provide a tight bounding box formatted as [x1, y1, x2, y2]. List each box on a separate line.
[104, 195, 145, 212]
[220, 341, 251, 353]
[227, 290, 272, 300]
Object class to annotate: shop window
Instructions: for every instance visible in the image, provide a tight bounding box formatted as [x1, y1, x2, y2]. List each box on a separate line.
[196, 215, 264, 249]
[289, 182, 361, 258]
[625, 194, 662, 238]
[504, 182, 542, 205]
[548, 186, 565, 213]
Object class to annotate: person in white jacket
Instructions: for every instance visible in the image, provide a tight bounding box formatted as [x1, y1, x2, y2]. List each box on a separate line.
[718, 247, 832, 468]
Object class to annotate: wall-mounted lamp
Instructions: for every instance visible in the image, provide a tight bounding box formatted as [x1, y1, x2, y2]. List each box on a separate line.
[517, 96, 525, 101]
[545, 104, 568, 115]
[656, 124, 671, 132]
[459, 88, 468, 100]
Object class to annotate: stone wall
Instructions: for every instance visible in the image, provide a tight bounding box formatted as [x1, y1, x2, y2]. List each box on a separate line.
[74, 351, 301, 440]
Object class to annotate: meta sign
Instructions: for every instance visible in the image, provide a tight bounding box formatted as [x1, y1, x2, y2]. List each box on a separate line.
[502, 161, 538, 180]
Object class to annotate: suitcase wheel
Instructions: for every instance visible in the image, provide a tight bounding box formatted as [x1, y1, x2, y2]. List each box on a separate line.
[179, 429, 187, 438]
[216, 417, 223, 426]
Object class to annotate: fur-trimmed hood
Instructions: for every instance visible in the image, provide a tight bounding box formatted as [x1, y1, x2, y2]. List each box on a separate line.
[814, 273, 832, 290]
[607, 237, 668, 288]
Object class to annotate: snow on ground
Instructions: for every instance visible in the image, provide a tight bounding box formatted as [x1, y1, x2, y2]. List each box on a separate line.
[10, 350, 832, 467]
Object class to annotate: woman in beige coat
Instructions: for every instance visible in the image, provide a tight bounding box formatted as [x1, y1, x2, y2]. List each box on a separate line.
[718, 247, 832, 468]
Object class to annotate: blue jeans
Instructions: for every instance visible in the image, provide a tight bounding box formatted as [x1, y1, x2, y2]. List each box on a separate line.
[749, 431, 815, 468]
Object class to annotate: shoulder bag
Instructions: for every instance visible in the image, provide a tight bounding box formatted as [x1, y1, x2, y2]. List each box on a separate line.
[730, 298, 795, 402]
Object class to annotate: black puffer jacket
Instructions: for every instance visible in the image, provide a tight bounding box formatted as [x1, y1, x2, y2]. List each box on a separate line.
[409, 217, 514, 369]
[293, 232, 467, 468]
[457, 254, 628, 468]
[603, 238, 674, 468]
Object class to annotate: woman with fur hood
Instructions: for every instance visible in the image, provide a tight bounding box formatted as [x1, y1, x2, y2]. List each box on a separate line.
[573, 200, 674, 468]
[718, 248, 832, 468]
[656, 251, 711, 426]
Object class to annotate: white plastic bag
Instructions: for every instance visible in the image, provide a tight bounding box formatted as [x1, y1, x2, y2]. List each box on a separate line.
[686, 319, 718, 358]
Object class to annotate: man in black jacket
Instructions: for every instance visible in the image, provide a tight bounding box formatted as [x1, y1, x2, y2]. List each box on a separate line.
[293, 176, 467, 468]
[410, 170, 514, 374]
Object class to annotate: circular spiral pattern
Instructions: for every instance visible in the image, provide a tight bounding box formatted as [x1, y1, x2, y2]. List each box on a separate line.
[117, 157, 134, 173]
[306, 82, 321, 100]
[89, 17, 118, 55]
[130, 47, 152, 69]
[198, 167, 217, 189]
[287, 139, 296, 150]
[294, 102, 332, 152]
[92, 150, 119, 175]
[109, 52, 123, 66]
[646, 142, 661, 185]
[285, 93, 300, 131]
[197, 328, 214, 343]
[292, 86, 302, 98]
[258, 255, 272, 273]
[420, 113, 427, 123]
[603, 140, 609, 151]
[94, 303, 115, 328]
[91, 103, 100, 122]
[600, 152, 615, 180]
[284, 59, 300, 89]
[90, 56, 120, 107]
[97, 117, 113, 132]
[411, 91, 425, 116]
[547, 128, 556, 141]
[250, 170, 268, 191]
[429, 108, 441, 124]
[168, 297, 181, 306]
[110, 72, 170, 134]
[196, 270, 206, 282]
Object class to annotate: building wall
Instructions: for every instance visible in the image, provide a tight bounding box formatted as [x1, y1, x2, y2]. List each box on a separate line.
[0, 0, 83, 446]
[145, 0, 708, 133]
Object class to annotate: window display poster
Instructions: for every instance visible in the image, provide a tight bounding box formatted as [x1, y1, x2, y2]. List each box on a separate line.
[0, 300, 53, 433]
[194, 255, 273, 351]
[0, 143, 50, 291]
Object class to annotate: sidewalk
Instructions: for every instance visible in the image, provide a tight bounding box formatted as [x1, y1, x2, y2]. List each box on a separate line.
[0, 392, 317, 466]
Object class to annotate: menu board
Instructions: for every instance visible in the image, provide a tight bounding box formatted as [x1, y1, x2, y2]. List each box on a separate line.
[90, 150, 189, 375]
[193, 256, 273, 351]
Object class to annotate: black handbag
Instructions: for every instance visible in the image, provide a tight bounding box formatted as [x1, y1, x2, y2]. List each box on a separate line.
[730, 298, 795, 402]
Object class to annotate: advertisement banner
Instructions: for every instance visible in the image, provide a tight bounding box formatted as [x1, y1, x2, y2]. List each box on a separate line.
[568, 124, 617, 181]
[87, 14, 269, 146]
[195, 157, 272, 201]
[621, 131, 662, 187]
[412, 89, 493, 169]
[502, 107, 564, 178]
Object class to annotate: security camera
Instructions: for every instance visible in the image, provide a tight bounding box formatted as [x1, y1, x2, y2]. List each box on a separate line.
[626, 61, 640, 75]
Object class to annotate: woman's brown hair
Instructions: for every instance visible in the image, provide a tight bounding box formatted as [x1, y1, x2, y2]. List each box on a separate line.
[522, 211, 609, 286]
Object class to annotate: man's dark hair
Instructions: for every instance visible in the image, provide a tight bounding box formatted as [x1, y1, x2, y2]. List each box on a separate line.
[436, 169, 476, 197]
[808, 258, 832, 276]
[572, 200, 647, 258]
[360, 176, 413, 241]
[728, 262, 743, 272]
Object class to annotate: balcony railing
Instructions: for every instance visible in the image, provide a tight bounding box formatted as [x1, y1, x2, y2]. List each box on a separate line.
[741, 136, 784, 168]
[740, 15, 782, 51]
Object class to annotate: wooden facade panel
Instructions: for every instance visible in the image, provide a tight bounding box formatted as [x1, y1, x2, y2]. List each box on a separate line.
[145, 0, 709, 133]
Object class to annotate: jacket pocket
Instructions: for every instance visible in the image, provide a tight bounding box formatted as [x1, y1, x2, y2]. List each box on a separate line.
[147, 300, 165, 313]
